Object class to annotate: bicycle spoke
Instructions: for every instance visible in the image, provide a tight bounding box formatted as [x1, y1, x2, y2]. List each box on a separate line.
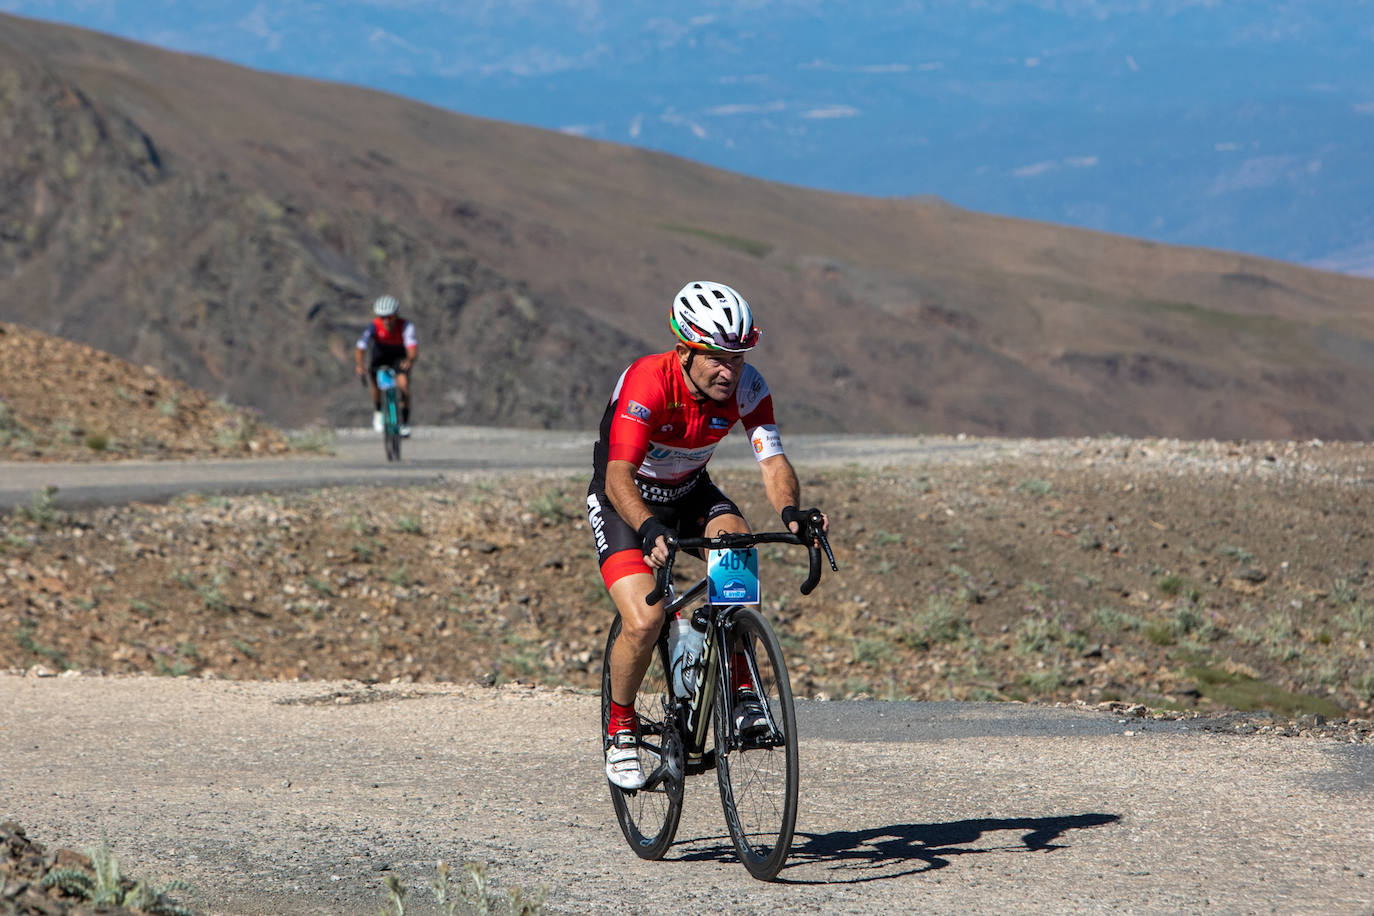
[714, 608, 798, 880]
[601, 615, 683, 859]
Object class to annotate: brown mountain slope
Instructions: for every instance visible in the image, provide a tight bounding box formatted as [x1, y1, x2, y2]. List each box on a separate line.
[3, 12, 1374, 437]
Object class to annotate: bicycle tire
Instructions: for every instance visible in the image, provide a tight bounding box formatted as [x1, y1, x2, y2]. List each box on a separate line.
[713, 607, 799, 880]
[601, 614, 683, 859]
[383, 390, 402, 462]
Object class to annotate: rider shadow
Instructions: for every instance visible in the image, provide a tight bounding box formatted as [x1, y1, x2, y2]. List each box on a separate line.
[676, 812, 1121, 883]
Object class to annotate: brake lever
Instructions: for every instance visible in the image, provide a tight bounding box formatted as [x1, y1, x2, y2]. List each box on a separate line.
[806, 509, 838, 572]
[644, 536, 679, 606]
[798, 510, 837, 596]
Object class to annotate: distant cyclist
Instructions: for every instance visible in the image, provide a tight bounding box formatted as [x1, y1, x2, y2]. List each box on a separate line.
[587, 280, 828, 790]
[354, 294, 417, 437]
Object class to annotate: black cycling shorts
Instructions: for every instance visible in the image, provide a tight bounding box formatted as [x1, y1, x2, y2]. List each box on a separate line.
[586, 473, 741, 587]
[368, 344, 408, 379]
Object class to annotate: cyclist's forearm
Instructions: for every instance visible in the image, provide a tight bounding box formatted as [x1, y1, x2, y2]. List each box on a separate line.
[606, 460, 654, 531]
[759, 454, 801, 518]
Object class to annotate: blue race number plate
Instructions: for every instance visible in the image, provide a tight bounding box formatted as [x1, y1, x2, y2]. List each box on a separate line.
[707, 547, 760, 605]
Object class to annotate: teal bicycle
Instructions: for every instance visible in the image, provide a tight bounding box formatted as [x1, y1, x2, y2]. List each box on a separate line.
[600, 510, 836, 880]
[375, 366, 403, 462]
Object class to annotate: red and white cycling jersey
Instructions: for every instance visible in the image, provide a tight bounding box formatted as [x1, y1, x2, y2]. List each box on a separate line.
[355, 316, 416, 351]
[591, 351, 784, 501]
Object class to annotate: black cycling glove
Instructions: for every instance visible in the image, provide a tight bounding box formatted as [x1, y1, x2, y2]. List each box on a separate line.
[782, 505, 822, 535]
[637, 517, 673, 557]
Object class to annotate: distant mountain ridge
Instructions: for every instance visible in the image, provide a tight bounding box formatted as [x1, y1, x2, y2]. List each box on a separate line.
[5, 2, 1372, 269]
[3, 12, 1374, 439]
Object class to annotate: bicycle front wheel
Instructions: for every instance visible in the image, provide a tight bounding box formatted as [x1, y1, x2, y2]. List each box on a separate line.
[383, 392, 402, 462]
[713, 607, 799, 880]
[601, 614, 683, 859]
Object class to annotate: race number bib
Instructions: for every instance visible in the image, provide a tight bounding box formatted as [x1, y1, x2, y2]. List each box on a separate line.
[707, 548, 760, 605]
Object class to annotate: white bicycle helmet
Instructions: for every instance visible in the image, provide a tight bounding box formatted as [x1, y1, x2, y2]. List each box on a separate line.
[373, 295, 400, 317]
[669, 281, 760, 352]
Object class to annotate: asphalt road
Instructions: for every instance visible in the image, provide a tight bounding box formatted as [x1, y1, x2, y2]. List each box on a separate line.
[0, 427, 1005, 510]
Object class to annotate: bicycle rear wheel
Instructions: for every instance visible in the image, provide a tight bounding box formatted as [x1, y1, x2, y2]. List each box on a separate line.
[713, 607, 798, 880]
[601, 614, 683, 859]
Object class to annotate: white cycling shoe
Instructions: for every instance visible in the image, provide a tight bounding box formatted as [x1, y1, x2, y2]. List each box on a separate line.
[400, 425, 412, 438]
[605, 731, 645, 790]
[733, 688, 770, 738]
[371, 411, 383, 433]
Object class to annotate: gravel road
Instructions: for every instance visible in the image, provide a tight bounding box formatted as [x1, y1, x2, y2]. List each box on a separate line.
[5, 431, 1374, 915]
[3, 674, 1372, 915]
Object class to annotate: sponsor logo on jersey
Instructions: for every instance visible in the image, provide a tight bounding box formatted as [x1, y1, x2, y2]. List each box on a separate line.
[636, 477, 701, 502]
[753, 437, 764, 454]
[624, 399, 652, 422]
[709, 416, 730, 430]
[646, 443, 716, 462]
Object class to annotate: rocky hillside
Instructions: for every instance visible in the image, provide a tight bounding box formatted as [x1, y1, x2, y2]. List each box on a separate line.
[0, 321, 288, 460]
[3, 439, 1373, 725]
[4, 13, 1374, 438]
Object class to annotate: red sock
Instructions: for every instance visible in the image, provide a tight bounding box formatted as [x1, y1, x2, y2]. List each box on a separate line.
[730, 653, 754, 693]
[608, 700, 636, 737]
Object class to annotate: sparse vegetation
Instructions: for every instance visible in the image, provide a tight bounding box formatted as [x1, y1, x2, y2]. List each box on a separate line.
[35, 833, 197, 916]
[14, 485, 61, 528]
[1016, 478, 1053, 497]
[1155, 573, 1200, 601]
[288, 424, 335, 453]
[897, 593, 972, 650]
[381, 860, 546, 916]
[1218, 544, 1254, 565]
[657, 222, 773, 258]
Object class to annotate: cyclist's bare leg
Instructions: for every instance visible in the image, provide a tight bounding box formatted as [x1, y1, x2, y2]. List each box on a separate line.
[397, 371, 411, 413]
[607, 572, 663, 707]
[706, 513, 749, 537]
[606, 512, 751, 706]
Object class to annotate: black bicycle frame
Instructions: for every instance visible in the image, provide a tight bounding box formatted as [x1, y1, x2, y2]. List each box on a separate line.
[633, 515, 836, 784]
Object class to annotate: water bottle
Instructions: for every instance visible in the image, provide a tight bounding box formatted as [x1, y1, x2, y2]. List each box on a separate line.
[667, 612, 706, 698]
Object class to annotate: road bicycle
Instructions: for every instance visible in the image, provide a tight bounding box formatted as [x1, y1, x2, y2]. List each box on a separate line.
[599, 509, 836, 880]
[375, 366, 403, 462]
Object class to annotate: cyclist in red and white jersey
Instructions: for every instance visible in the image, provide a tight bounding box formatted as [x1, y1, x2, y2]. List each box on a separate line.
[587, 280, 828, 789]
[354, 294, 417, 437]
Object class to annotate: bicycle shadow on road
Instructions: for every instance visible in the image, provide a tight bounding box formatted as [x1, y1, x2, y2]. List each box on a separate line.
[677, 812, 1120, 883]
